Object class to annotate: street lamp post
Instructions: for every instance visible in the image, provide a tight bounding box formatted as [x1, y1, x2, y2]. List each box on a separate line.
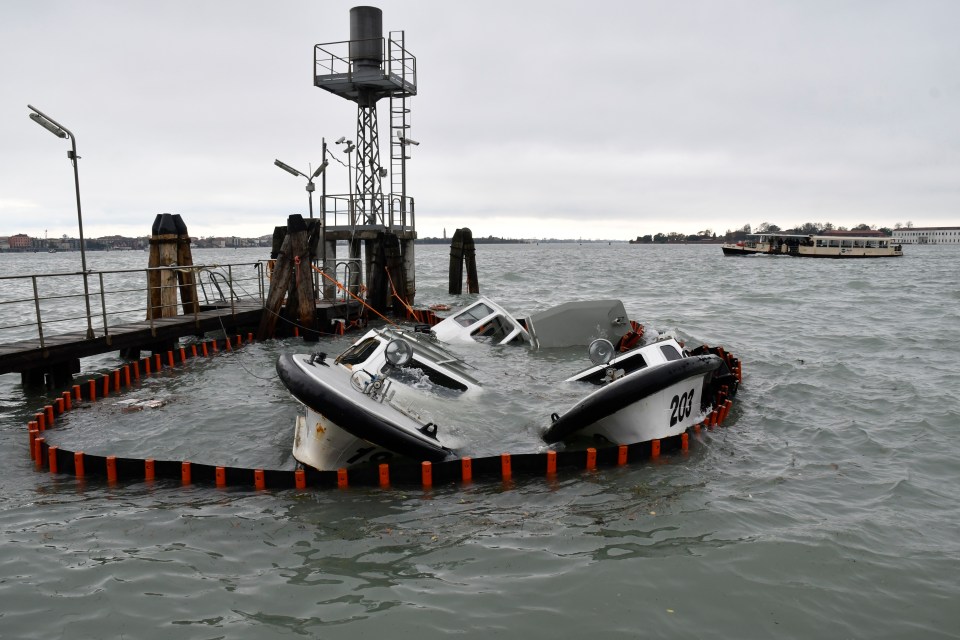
[273, 158, 328, 219]
[27, 104, 94, 339]
[334, 137, 356, 225]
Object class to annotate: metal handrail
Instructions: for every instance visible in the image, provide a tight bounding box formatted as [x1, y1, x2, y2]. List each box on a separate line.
[314, 36, 417, 89]
[321, 193, 415, 230]
[0, 262, 268, 348]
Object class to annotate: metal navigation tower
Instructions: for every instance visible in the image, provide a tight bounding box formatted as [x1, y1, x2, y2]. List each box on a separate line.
[314, 6, 418, 307]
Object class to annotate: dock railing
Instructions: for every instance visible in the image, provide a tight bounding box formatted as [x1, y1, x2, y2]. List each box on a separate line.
[0, 262, 267, 348]
[322, 193, 415, 231]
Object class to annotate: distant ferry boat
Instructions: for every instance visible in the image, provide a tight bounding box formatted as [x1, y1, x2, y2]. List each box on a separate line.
[721, 233, 903, 258]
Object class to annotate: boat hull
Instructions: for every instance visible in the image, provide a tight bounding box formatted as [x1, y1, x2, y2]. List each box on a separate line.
[277, 353, 457, 470]
[543, 354, 723, 445]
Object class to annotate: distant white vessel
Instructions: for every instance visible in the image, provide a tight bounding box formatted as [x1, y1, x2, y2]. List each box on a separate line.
[722, 233, 903, 258]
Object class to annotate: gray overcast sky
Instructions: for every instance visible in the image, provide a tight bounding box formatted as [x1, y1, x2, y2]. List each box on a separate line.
[2, 0, 958, 240]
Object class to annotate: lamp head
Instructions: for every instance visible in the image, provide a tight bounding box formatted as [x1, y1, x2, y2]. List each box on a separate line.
[311, 160, 329, 178]
[29, 112, 67, 139]
[274, 159, 301, 177]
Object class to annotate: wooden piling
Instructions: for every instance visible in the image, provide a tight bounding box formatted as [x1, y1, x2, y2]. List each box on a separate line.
[257, 215, 316, 340]
[448, 228, 479, 295]
[147, 213, 198, 320]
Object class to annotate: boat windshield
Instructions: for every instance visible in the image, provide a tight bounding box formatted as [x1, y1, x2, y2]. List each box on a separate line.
[336, 337, 380, 366]
[453, 302, 494, 327]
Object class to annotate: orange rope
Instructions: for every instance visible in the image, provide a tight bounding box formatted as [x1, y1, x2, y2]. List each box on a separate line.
[384, 267, 421, 323]
[311, 264, 396, 327]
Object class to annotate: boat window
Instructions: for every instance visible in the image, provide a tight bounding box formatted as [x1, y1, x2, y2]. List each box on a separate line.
[841, 239, 853, 248]
[400, 358, 468, 391]
[470, 315, 513, 343]
[572, 350, 647, 385]
[660, 345, 682, 361]
[336, 337, 381, 366]
[454, 302, 493, 327]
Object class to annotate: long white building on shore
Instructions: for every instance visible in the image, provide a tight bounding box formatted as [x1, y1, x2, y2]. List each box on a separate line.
[894, 226, 960, 244]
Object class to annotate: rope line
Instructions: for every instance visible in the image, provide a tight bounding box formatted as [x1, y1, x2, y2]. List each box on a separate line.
[311, 264, 396, 327]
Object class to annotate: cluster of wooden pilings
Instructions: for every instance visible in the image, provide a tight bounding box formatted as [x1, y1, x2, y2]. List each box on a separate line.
[448, 227, 479, 295]
[257, 214, 418, 340]
[146, 213, 198, 320]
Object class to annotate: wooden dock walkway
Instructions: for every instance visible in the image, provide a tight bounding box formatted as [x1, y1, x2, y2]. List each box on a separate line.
[0, 300, 360, 384]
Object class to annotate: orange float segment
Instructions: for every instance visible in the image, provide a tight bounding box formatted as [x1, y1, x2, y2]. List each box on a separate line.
[337, 468, 348, 488]
[48, 446, 59, 473]
[461, 456, 473, 483]
[254, 469, 265, 490]
[501, 453, 512, 481]
[546, 450, 557, 475]
[145, 459, 155, 481]
[681, 432, 689, 451]
[586, 447, 597, 470]
[421, 461, 433, 488]
[617, 445, 628, 465]
[28, 426, 38, 460]
[106, 456, 117, 483]
[651, 439, 661, 459]
[33, 437, 45, 466]
[379, 463, 390, 488]
[295, 468, 306, 489]
[74, 451, 85, 478]
[215, 466, 226, 487]
[181, 461, 191, 485]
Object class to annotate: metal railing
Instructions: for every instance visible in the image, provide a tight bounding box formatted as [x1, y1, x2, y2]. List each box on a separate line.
[0, 262, 267, 348]
[322, 193, 415, 231]
[313, 36, 417, 90]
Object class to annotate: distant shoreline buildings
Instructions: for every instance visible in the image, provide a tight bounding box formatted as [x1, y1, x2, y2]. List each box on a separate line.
[0, 233, 274, 252]
[892, 226, 960, 244]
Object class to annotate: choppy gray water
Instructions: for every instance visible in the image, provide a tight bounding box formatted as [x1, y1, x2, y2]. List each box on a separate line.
[2, 244, 958, 639]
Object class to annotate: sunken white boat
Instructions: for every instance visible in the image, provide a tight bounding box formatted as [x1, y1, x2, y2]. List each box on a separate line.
[277, 297, 739, 471]
[543, 338, 735, 445]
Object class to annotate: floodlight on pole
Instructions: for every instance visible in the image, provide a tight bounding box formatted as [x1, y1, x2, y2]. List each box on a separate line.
[27, 104, 94, 340]
[274, 157, 327, 219]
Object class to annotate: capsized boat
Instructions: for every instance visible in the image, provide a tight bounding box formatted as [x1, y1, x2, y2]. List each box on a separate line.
[542, 338, 737, 445]
[277, 297, 738, 471]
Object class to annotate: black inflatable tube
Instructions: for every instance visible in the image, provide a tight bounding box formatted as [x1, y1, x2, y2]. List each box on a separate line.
[276, 354, 456, 463]
[543, 354, 723, 444]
